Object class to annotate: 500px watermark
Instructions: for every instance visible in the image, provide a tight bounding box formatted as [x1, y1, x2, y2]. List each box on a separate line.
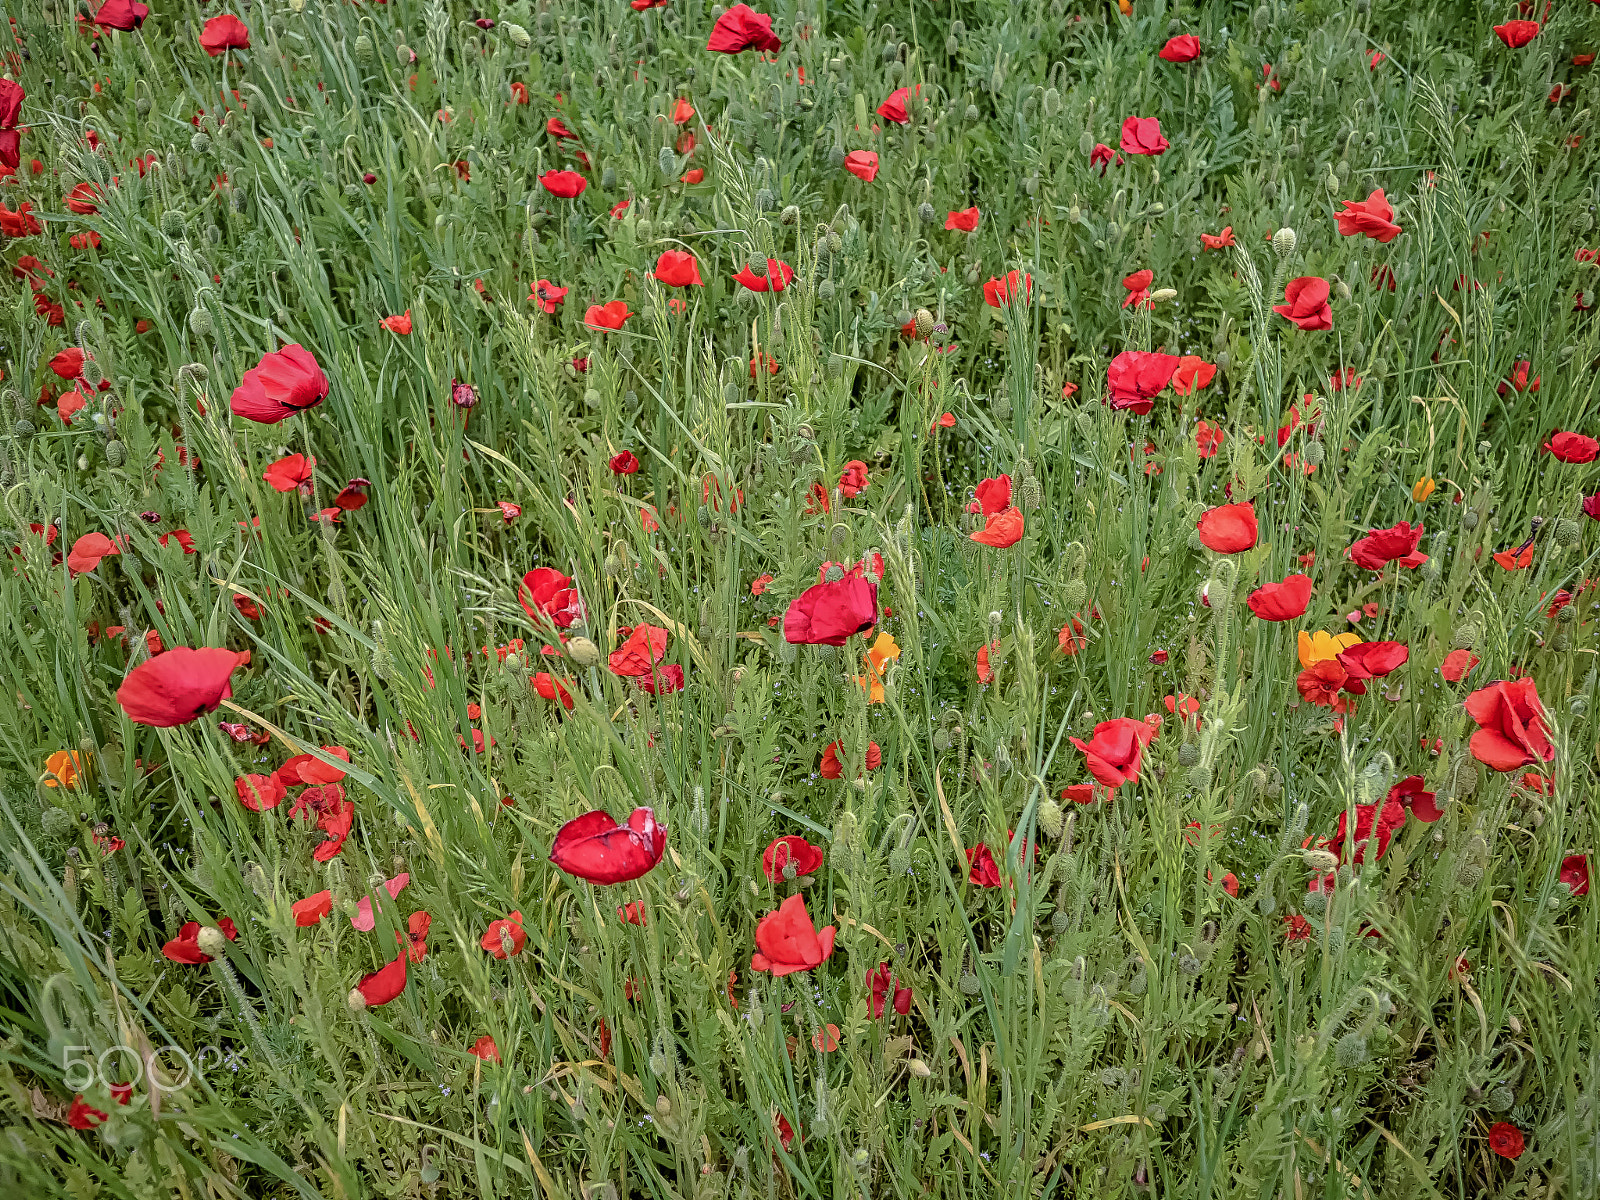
[62, 1044, 246, 1093]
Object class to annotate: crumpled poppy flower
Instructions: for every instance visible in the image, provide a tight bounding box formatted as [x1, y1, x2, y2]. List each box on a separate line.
[1334, 189, 1402, 243]
[199, 14, 251, 56]
[162, 918, 238, 964]
[292, 890, 333, 926]
[945, 206, 980, 232]
[1335, 797, 1406, 864]
[971, 506, 1025, 547]
[1070, 717, 1153, 789]
[116, 647, 250, 727]
[843, 151, 879, 182]
[584, 300, 632, 331]
[1247, 573, 1312, 621]
[973, 475, 1011, 516]
[550, 807, 667, 884]
[609, 622, 670, 676]
[750, 893, 835, 977]
[379, 310, 412, 335]
[1347, 520, 1427, 570]
[1090, 142, 1123, 174]
[66, 531, 122, 575]
[839, 460, 869, 497]
[1058, 616, 1088, 655]
[763, 835, 824, 882]
[277, 746, 350, 787]
[653, 249, 703, 287]
[638, 662, 685, 695]
[1107, 350, 1179, 413]
[1464, 678, 1553, 771]
[1492, 540, 1535, 571]
[867, 962, 912, 1017]
[312, 798, 355, 862]
[819, 740, 881, 778]
[67, 1096, 108, 1130]
[350, 953, 407, 1007]
[975, 640, 999, 684]
[706, 3, 782, 53]
[531, 280, 567, 313]
[94, 0, 148, 29]
[62, 181, 100, 216]
[1121, 268, 1153, 309]
[41, 749, 82, 790]
[1336, 640, 1409, 682]
[47, 348, 84, 380]
[539, 170, 588, 198]
[1440, 648, 1479, 682]
[609, 450, 640, 474]
[229, 344, 329, 425]
[1388, 775, 1442, 823]
[1274, 277, 1333, 330]
[480, 910, 527, 958]
[471, 1035, 502, 1062]
[546, 116, 577, 141]
[519, 567, 583, 629]
[1497, 360, 1539, 395]
[1544, 431, 1598, 462]
[731, 258, 795, 292]
[966, 842, 1002, 888]
[1201, 227, 1235, 250]
[1561, 854, 1590, 896]
[876, 87, 915, 124]
[532, 671, 575, 709]
[784, 572, 878, 645]
[262, 453, 315, 495]
[1171, 356, 1217, 396]
[1196, 502, 1257, 553]
[1159, 34, 1200, 62]
[1487, 1122, 1525, 1159]
[235, 773, 286, 812]
[1494, 21, 1538, 49]
[983, 270, 1031, 307]
[1297, 658, 1355, 710]
[1119, 116, 1168, 155]
[351, 873, 409, 932]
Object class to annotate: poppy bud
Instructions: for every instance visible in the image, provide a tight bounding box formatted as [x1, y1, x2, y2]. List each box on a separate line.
[503, 21, 530, 47]
[1187, 765, 1212, 790]
[566, 636, 601, 667]
[354, 33, 374, 62]
[189, 307, 212, 338]
[1334, 1033, 1368, 1067]
[190, 130, 212, 155]
[1303, 441, 1325, 465]
[1176, 742, 1200, 768]
[1037, 798, 1065, 839]
[160, 209, 185, 239]
[965, 104, 981, 122]
[1272, 227, 1297, 257]
[1554, 517, 1581, 546]
[81, 359, 103, 389]
[195, 926, 229, 956]
[1150, 288, 1177, 304]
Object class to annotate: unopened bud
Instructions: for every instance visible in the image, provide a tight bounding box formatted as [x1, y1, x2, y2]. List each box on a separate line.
[906, 1059, 931, 1078]
[566, 636, 601, 667]
[1150, 288, 1177, 304]
[1272, 227, 1297, 257]
[196, 926, 228, 955]
[1303, 848, 1338, 872]
[503, 22, 531, 48]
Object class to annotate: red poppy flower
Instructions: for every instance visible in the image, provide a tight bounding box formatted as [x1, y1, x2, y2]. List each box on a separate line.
[876, 87, 915, 124]
[199, 14, 251, 55]
[262, 453, 315, 495]
[583, 300, 632, 330]
[867, 962, 912, 1017]
[1334, 189, 1402, 243]
[653, 249, 703, 287]
[843, 151, 879, 182]
[1497, 359, 1539, 395]
[1247, 573, 1312, 621]
[94, 0, 149, 29]
[966, 842, 1002, 888]
[750, 893, 835, 976]
[1388, 775, 1442, 823]
[480, 911, 527, 958]
[1119, 115, 1168, 155]
[67, 1096, 108, 1129]
[379, 310, 412, 335]
[1070, 717, 1153, 789]
[1297, 658, 1354, 710]
[1333, 797, 1406, 864]
[1158, 34, 1201, 62]
[351, 953, 407, 1007]
[1494, 21, 1538, 48]
[1561, 853, 1591, 896]
[529, 279, 568, 313]
[1200, 226, 1235, 250]
[1347, 520, 1427, 570]
[229, 344, 329, 425]
[1464, 678, 1553, 772]
[116, 647, 250, 727]
[312, 799, 354, 862]
[608, 623, 670, 675]
[1544, 431, 1598, 462]
[471, 1035, 502, 1063]
[983, 270, 1031, 307]
[784, 572, 878, 645]
[550, 807, 667, 884]
[839, 460, 869, 497]
[1487, 1122, 1525, 1158]
[1090, 142, 1123, 174]
[66, 531, 121, 575]
[1336, 640, 1408, 680]
[1107, 350, 1180, 413]
[1283, 914, 1313, 941]
[763, 835, 824, 882]
[731, 257, 795, 292]
[0, 202, 41, 237]
[292, 890, 332, 926]
[637, 662, 685, 695]
[945, 206, 980, 232]
[48, 348, 85, 379]
[538, 170, 587, 198]
[706, 4, 782, 53]
[964, 476, 1009, 518]
[819, 740, 881, 778]
[1274, 277, 1333, 330]
[532, 671, 575, 709]
[235, 773, 286, 812]
[1121, 268, 1153, 309]
[602, 449, 641, 476]
[1196, 502, 1257, 553]
[162, 918, 238, 964]
[971, 506, 1025, 548]
[546, 116, 577, 141]
[1440, 648, 1480, 682]
[519, 567, 582, 629]
[1171, 356, 1216, 396]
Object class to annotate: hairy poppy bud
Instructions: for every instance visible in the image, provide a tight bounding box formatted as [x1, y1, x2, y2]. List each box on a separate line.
[1177, 742, 1200, 767]
[196, 926, 229, 956]
[1303, 848, 1338, 872]
[1272, 227, 1297, 257]
[1554, 517, 1581, 547]
[105, 440, 125, 466]
[965, 104, 980, 122]
[1187, 765, 1212, 790]
[1333, 278, 1351, 302]
[503, 21, 530, 47]
[827, 145, 846, 169]
[914, 308, 934, 337]
[190, 131, 212, 155]
[1335, 1033, 1368, 1067]
[566, 636, 601, 667]
[1302, 441, 1325, 465]
[1037, 798, 1065, 839]
[347, 988, 368, 1012]
[136, 96, 152, 116]
[1488, 1086, 1514, 1111]
[396, 44, 415, 64]
[354, 33, 374, 62]
[1454, 861, 1484, 890]
[189, 307, 212, 338]
[160, 210, 185, 239]
[1150, 288, 1177, 304]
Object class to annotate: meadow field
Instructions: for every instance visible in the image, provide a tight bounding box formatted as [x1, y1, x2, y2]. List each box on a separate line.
[0, 0, 1596, 1195]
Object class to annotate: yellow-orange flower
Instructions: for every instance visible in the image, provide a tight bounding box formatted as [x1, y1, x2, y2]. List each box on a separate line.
[42, 749, 85, 789]
[1298, 630, 1362, 669]
[1412, 476, 1436, 503]
[857, 631, 901, 703]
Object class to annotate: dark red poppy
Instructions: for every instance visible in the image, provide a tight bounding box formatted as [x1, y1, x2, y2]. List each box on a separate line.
[229, 344, 329, 425]
[1493, 21, 1538, 48]
[94, 0, 150, 29]
[1464, 678, 1553, 772]
[608, 623, 670, 675]
[1334, 189, 1402, 243]
[199, 14, 251, 55]
[352, 954, 407, 1007]
[1347, 520, 1427, 570]
[1090, 142, 1123, 174]
[867, 962, 912, 1017]
[1119, 115, 1168, 155]
[1561, 853, 1590, 896]
[706, 3, 782, 53]
[731, 258, 796, 292]
[609, 450, 640, 474]
[1106, 350, 1180, 413]
[783, 572, 877, 646]
[1487, 1121, 1525, 1158]
[1247, 573, 1312, 621]
[68, 1097, 108, 1129]
[1158, 34, 1201, 62]
[1388, 775, 1441, 823]
[1196, 502, 1257, 553]
[235, 773, 286, 812]
[550, 807, 667, 884]
[1070, 717, 1153, 789]
[116, 647, 250, 727]
[750, 893, 835, 976]
[1334, 798, 1406, 864]
[763, 835, 824, 882]
[1274, 277, 1333, 330]
[637, 662, 685, 695]
[480, 911, 527, 958]
[519, 567, 583, 629]
[1544, 431, 1598, 462]
[966, 842, 1002, 888]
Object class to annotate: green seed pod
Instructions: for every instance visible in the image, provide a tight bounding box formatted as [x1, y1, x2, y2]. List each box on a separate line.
[1042, 87, 1061, 118]
[1177, 742, 1200, 767]
[918, 201, 937, 224]
[104, 440, 125, 466]
[396, 44, 415, 64]
[503, 22, 531, 48]
[1177, 953, 1202, 976]
[232, 189, 248, 214]
[959, 972, 981, 995]
[1488, 1086, 1515, 1111]
[135, 96, 151, 116]
[1051, 909, 1069, 933]
[1078, 130, 1094, 157]
[582, 388, 601, 409]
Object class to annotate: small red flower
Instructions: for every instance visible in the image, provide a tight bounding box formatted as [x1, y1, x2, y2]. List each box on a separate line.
[116, 647, 250, 728]
[549, 808, 667, 884]
[1119, 115, 1168, 155]
[1487, 1122, 1525, 1159]
[539, 170, 588, 198]
[1493, 21, 1539, 49]
[1158, 34, 1201, 62]
[1196, 502, 1258, 553]
[1070, 717, 1153, 789]
[1334, 189, 1402, 243]
[1246, 573, 1312, 621]
[199, 14, 251, 56]
[763, 835, 824, 882]
[843, 151, 879, 182]
[480, 911, 528, 958]
[750, 894, 835, 976]
[945, 206, 980, 232]
[1274, 277, 1333, 330]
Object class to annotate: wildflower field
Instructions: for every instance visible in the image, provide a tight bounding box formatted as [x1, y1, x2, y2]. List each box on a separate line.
[2, 0, 1600, 1194]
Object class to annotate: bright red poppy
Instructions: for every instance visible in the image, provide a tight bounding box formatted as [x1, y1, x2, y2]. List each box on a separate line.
[519, 567, 583, 629]
[1487, 1122, 1525, 1158]
[66, 531, 122, 575]
[1544, 431, 1598, 462]
[539, 170, 588, 198]
[1347, 520, 1427, 570]
[973, 474, 1011, 516]
[1246, 573, 1312, 621]
[1463, 678, 1553, 772]
[1107, 350, 1180, 413]
[844, 151, 879, 182]
[867, 962, 912, 1017]
[608, 623, 670, 675]
[1494, 21, 1538, 48]
[1440, 649, 1479, 682]
[480, 911, 527, 958]
[379, 310, 412, 335]
[784, 572, 878, 645]
[292, 890, 333, 926]
[1561, 854, 1591, 896]
[876, 87, 914, 124]
[983, 270, 1031, 307]
[531, 280, 567, 312]
[584, 300, 632, 330]
[653, 249, 703, 287]
[1158, 34, 1201, 62]
[706, 4, 782, 53]
[262, 453, 315, 495]
[235, 773, 286, 812]
[1336, 640, 1409, 680]
[1200, 227, 1235, 250]
[750, 893, 835, 977]
[1119, 116, 1168, 155]
[1196, 502, 1258, 553]
[351, 954, 407, 1007]
[610, 450, 640, 474]
[731, 258, 795, 292]
[1334, 189, 1402, 243]
[199, 14, 251, 56]
[1388, 775, 1442, 823]
[762, 835, 824, 882]
[116, 647, 250, 727]
[971, 506, 1025, 548]
[966, 842, 1002, 888]
[1274, 277, 1333, 330]
[162, 918, 238, 964]
[1070, 717, 1153, 789]
[94, 0, 149, 30]
[1121, 268, 1153, 309]
[229, 344, 329, 425]
[945, 206, 980, 232]
[550, 807, 667, 884]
